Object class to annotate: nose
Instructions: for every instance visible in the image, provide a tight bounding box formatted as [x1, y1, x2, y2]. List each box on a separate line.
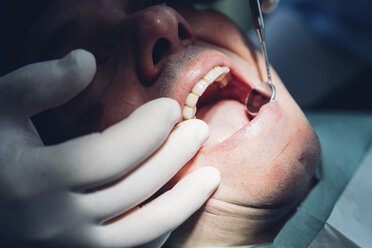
[132, 6, 195, 86]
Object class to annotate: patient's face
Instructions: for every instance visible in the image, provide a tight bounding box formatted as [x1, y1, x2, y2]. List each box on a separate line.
[24, 0, 320, 245]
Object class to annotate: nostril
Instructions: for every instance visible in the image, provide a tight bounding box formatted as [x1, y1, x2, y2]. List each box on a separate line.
[178, 23, 189, 41]
[152, 38, 170, 65]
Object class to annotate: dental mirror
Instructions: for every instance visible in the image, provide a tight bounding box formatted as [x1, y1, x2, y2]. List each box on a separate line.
[245, 82, 276, 116]
[246, 0, 276, 117]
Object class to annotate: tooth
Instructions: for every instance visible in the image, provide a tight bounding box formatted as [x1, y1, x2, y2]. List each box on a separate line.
[215, 72, 232, 88]
[183, 105, 197, 120]
[185, 93, 199, 108]
[203, 67, 221, 84]
[191, 79, 208, 96]
[216, 67, 230, 80]
[203, 66, 230, 85]
[216, 66, 230, 76]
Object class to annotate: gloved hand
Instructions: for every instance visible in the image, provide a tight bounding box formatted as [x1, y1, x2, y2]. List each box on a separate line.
[261, 0, 280, 13]
[0, 49, 220, 247]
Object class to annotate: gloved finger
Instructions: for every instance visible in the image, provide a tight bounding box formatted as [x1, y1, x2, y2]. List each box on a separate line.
[78, 119, 209, 222]
[36, 98, 181, 189]
[0, 49, 96, 120]
[261, 0, 279, 13]
[94, 167, 220, 248]
[135, 233, 171, 248]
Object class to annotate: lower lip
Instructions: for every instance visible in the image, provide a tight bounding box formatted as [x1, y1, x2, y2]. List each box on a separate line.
[200, 100, 281, 152]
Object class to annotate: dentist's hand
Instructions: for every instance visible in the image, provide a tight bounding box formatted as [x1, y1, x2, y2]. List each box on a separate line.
[0, 49, 220, 247]
[261, 0, 279, 13]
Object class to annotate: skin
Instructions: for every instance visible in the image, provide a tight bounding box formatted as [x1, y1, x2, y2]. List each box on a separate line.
[21, 0, 321, 246]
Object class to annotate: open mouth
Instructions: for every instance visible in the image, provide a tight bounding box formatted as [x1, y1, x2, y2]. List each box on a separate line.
[182, 66, 253, 147]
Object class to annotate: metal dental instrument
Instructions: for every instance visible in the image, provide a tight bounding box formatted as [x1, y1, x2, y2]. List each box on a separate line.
[246, 0, 276, 116]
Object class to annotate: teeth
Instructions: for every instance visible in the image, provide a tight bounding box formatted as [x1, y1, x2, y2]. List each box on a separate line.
[183, 66, 230, 120]
[191, 79, 209, 96]
[183, 105, 197, 120]
[215, 70, 232, 88]
[204, 67, 227, 84]
[186, 93, 199, 107]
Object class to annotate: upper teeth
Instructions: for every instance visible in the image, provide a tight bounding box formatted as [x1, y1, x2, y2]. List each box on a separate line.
[183, 66, 230, 120]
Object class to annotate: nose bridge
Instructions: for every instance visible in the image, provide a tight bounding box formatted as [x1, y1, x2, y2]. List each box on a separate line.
[132, 5, 195, 86]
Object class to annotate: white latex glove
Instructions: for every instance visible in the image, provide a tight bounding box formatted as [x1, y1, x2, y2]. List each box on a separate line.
[0, 49, 220, 247]
[261, 0, 280, 13]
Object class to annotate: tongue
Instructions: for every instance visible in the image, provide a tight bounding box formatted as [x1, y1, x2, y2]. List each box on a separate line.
[196, 99, 249, 147]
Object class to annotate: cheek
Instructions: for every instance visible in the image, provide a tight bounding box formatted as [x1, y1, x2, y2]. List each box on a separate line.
[179, 118, 320, 207]
[94, 72, 146, 130]
[96, 88, 141, 129]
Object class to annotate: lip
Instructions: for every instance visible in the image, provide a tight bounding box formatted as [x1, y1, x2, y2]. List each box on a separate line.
[200, 100, 282, 152]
